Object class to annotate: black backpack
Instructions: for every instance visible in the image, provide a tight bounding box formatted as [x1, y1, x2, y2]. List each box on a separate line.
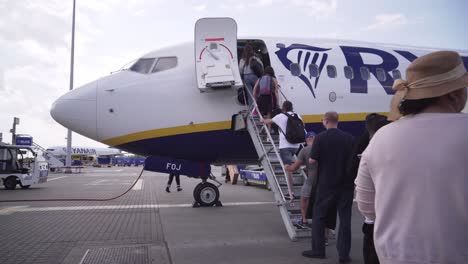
[282, 113, 306, 144]
[250, 57, 264, 78]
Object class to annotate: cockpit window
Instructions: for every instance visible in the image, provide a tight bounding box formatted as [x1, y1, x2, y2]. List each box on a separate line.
[130, 58, 156, 74]
[151, 57, 177, 73]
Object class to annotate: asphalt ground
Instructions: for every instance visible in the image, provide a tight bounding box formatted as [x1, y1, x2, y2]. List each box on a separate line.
[0, 166, 366, 264]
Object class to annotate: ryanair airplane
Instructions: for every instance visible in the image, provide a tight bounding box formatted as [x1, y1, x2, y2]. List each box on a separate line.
[50, 17, 468, 198]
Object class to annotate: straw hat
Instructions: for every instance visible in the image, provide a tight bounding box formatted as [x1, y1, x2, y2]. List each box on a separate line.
[388, 51, 468, 120]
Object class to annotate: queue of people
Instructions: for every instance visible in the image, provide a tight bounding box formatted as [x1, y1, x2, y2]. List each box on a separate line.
[241, 43, 468, 264]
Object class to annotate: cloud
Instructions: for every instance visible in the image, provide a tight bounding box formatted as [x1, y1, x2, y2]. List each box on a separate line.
[365, 13, 417, 31]
[255, 0, 274, 7]
[291, 0, 338, 18]
[193, 4, 207, 11]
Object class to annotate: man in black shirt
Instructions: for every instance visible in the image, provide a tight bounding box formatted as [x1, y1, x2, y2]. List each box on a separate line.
[302, 111, 354, 263]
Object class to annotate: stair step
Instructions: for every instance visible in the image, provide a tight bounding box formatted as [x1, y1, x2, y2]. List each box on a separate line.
[276, 176, 304, 186]
[247, 115, 311, 240]
[295, 229, 312, 237]
[285, 202, 301, 211]
[288, 209, 302, 215]
[289, 212, 303, 224]
[281, 186, 303, 195]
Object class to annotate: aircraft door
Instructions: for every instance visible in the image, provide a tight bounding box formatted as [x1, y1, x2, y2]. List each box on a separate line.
[195, 17, 243, 91]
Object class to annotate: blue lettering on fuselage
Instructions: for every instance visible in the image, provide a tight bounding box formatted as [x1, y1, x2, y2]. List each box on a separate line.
[340, 46, 399, 94]
[394, 50, 418, 62]
[276, 44, 468, 97]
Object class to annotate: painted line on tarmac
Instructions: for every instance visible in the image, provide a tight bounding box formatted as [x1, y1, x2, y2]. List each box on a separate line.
[132, 179, 143, 190]
[89, 169, 124, 173]
[48, 176, 69, 181]
[0, 202, 275, 215]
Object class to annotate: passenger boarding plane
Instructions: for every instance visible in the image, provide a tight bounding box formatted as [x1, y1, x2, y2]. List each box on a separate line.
[50, 18, 468, 205]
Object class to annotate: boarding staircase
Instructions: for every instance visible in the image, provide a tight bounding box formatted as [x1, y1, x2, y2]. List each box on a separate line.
[32, 142, 64, 170]
[242, 88, 310, 241]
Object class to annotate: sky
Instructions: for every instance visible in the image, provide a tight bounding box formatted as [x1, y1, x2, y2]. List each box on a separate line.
[0, 0, 467, 149]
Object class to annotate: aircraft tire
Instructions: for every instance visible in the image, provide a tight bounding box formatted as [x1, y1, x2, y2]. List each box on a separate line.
[194, 182, 219, 207]
[193, 183, 203, 201]
[4, 176, 18, 190]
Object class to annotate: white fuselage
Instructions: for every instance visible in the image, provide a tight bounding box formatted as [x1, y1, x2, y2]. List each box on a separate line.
[46, 146, 121, 157]
[50, 37, 468, 163]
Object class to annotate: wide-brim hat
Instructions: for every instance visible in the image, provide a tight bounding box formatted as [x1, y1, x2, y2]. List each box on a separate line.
[388, 51, 468, 120]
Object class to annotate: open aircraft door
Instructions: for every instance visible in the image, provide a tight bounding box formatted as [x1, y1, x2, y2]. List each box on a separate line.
[195, 17, 243, 92]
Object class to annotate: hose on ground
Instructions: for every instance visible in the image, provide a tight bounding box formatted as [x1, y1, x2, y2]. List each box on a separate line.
[0, 167, 145, 203]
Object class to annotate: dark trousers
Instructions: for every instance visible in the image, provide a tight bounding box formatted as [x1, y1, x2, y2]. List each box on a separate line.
[363, 223, 379, 264]
[311, 188, 353, 258]
[167, 173, 180, 186]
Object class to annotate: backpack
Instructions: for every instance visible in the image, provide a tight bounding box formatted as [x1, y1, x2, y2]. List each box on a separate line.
[250, 57, 264, 78]
[282, 113, 306, 144]
[258, 75, 274, 95]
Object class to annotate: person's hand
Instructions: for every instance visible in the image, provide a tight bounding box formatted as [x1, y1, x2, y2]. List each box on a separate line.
[309, 158, 314, 164]
[284, 165, 290, 172]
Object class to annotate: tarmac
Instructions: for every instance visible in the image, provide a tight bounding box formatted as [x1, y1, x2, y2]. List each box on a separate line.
[0, 166, 365, 264]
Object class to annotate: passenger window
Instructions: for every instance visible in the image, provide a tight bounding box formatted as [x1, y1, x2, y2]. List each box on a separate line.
[152, 57, 178, 73]
[290, 63, 301, 76]
[360, 67, 371, 80]
[392, 69, 402, 79]
[344, 66, 354, 79]
[130, 58, 156, 74]
[327, 65, 337, 78]
[309, 64, 320, 77]
[376, 68, 387, 82]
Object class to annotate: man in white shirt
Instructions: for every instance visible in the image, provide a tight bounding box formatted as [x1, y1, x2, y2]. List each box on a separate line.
[263, 101, 303, 199]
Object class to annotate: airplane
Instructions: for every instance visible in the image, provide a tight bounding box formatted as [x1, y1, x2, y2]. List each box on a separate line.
[50, 17, 468, 205]
[45, 146, 121, 157]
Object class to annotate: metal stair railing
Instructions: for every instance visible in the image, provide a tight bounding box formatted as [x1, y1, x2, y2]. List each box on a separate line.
[32, 142, 64, 168]
[274, 85, 309, 182]
[242, 87, 308, 240]
[240, 82, 314, 240]
[244, 87, 293, 201]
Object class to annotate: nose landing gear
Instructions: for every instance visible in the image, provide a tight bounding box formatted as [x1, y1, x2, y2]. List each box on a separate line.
[192, 174, 223, 207]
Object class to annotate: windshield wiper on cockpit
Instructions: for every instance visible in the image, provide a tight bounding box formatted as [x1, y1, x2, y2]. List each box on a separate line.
[110, 59, 137, 74]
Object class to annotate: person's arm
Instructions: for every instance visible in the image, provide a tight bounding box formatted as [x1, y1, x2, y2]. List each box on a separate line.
[309, 135, 320, 164]
[262, 118, 273, 125]
[263, 113, 280, 125]
[355, 149, 376, 221]
[286, 149, 305, 172]
[252, 79, 260, 99]
[239, 59, 244, 70]
[273, 78, 279, 100]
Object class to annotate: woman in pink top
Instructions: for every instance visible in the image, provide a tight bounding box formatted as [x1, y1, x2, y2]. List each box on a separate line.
[355, 51, 468, 264]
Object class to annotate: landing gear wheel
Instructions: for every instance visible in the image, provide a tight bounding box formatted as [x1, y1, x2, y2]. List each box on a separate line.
[193, 183, 203, 200]
[194, 182, 220, 207]
[4, 176, 17, 190]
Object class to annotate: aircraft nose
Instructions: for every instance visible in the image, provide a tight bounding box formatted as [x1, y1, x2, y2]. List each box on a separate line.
[50, 81, 98, 140]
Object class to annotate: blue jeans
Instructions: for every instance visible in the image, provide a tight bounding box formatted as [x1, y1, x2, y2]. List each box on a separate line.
[311, 188, 353, 258]
[243, 73, 258, 105]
